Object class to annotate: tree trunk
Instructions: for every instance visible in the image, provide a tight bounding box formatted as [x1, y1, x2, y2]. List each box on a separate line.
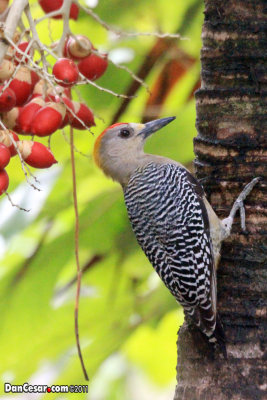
[174, 1, 266, 399]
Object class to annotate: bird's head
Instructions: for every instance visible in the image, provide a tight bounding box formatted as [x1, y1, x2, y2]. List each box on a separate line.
[93, 117, 176, 185]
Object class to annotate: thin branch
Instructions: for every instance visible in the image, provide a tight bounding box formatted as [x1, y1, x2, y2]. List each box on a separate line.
[70, 126, 89, 382]
[61, 129, 91, 158]
[77, 70, 134, 99]
[47, 18, 54, 43]
[5, 191, 30, 212]
[90, 47, 150, 94]
[54, 0, 72, 56]
[108, 57, 151, 94]
[76, 2, 187, 40]
[18, 17, 31, 41]
[25, 5, 44, 50]
[13, 38, 34, 64]
[35, 7, 65, 24]
[117, 32, 188, 39]
[73, 85, 106, 124]
[0, 0, 28, 63]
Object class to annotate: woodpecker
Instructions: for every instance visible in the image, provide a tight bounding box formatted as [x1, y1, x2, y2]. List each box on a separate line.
[93, 117, 259, 357]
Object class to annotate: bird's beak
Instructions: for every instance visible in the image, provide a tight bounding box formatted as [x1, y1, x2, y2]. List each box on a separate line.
[138, 117, 176, 139]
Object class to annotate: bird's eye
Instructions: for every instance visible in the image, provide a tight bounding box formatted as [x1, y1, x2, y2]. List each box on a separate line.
[119, 129, 131, 138]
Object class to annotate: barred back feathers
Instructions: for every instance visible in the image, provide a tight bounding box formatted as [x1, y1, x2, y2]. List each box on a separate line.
[124, 163, 226, 357]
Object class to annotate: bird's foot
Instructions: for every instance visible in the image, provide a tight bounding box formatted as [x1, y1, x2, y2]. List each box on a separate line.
[221, 177, 260, 239]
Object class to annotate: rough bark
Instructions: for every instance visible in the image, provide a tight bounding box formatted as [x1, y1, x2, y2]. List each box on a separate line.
[174, 1, 266, 399]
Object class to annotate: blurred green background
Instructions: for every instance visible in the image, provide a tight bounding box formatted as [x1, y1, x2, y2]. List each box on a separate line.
[0, 0, 203, 398]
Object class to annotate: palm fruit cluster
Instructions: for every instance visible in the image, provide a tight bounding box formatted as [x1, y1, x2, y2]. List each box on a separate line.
[0, 0, 109, 195]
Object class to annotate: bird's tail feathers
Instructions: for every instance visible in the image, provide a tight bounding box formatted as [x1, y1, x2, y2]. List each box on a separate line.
[187, 304, 227, 359]
[208, 315, 227, 359]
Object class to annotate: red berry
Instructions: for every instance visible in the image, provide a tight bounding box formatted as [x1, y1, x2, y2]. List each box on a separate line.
[0, 130, 19, 157]
[0, 169, 9, 195]
[30, 71, 39, 88]
[9, 66, 33, 106]
[66, 35, 93, 60]
[53, 58, 79, 87]
[0, 86, 16, 112]
[71, 102, 95, 130]
[39, 0, 61, 13]
[18, 97, 45, 134]
[17, 140, 57, 168]
[63, 87, 72, 99]
[0, 60, 15, 81]
[69, 3, 79, 19]
[2, 107, 23, 133]
[0, 143, 10, 168]
[78, 53, 108, 81]
[31, 102, 66, 136]
[15, 42, 34, 64]
[39, 0, 79, 20]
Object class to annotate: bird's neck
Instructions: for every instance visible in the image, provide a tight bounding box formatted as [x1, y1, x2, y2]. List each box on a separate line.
[100, 152, 178, 187]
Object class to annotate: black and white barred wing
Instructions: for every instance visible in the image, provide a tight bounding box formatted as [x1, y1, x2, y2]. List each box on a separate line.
[124, 163, 216, 335]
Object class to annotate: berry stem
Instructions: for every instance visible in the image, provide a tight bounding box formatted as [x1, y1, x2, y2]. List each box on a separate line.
[55, 0, 72, 56]
[70, 125, 89, 381]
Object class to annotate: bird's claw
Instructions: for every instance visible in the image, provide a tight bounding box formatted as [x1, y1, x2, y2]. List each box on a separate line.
[239, 200, 246, 231]
[222, 177, 260, 239]
[237, 177, 261, 231]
